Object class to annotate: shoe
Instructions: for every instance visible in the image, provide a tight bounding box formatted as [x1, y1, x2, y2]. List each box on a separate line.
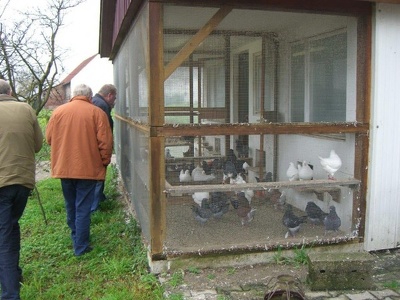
[75, 246, 93, 256]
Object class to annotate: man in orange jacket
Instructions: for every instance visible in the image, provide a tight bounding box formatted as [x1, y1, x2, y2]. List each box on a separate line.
[46, 84, 113, 256]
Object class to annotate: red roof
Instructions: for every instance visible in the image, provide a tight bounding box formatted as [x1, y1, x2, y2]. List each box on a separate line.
[61, 54, 97, 85]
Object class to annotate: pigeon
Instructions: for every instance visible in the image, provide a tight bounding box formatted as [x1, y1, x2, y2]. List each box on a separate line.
[192, 198, 212, 225]
[298, 161, 313, 181]
[191, 165, 204, 181]
[242, 161, 250, 174]
[324, 206, 341, 234]
[268, 189, 286, 210]
[318, 150, 342, 180]
[255, 171, 273, 183]
[305, 201, 328, 225]
[231, 192, 256, 226]
[165, 148, 174, 159]
[226, 149, 237, 163]
[286, 162, 299, 181]
[282, 204, 307, 238]
[209, 192, 230, 219]
[276, 191, 287, 210]
[179, 169, 192, 182]
[193, 170, 216, 182]
[192, 192, 210, 206]
[202, 160, 213, 175]
[223, 160, 237, 182]
[230, 174, 254, 204]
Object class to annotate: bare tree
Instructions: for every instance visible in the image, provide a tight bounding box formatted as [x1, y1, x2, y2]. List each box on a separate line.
[0, 0, 83, 114]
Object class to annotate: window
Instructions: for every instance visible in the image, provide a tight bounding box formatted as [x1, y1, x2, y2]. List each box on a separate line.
[164, 67, 199, 108]
[253, 44, 275, 114]
[290, 30, 347, 122]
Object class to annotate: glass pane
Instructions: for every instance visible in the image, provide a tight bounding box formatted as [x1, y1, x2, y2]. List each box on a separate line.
[164, 66, 199, 108]
[310, 32, 347, 122]
[291, 43, 305, 122]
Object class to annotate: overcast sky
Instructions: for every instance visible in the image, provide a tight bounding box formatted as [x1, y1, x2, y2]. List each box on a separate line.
[1, 0, 113, 89]
[2, 0, 100, 66]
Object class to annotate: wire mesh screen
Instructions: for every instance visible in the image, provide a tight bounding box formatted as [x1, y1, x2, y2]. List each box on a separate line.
[114, 4, 151, 242]
[162, 4, 362, 254]
[164, 133, 358, 253]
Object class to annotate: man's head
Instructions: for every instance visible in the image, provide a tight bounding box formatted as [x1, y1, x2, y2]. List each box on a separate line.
[98, 84, 117, 108]
[73, 84, 93, 99]
[0, 79, 12, 95]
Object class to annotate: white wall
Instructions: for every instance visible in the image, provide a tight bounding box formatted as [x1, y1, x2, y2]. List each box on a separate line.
[365, 3, 400, 251]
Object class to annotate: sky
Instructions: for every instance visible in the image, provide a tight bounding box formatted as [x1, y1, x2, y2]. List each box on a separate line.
[1, 0, 113, 92]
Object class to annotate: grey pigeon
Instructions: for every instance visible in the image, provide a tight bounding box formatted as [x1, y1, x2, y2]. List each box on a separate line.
[255, 171, 273, 183]
[282, 204, 307, 238]
[305, 201, 328, 225]
[209, 192, 230, 219]
[223, 160, 237, 181]
[192, 198, 212, 225]
[324, 206, 341, 234]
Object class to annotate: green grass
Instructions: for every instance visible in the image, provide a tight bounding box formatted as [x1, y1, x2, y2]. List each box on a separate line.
[20, 164, 164, 299]
[36, 109, 51, 162]
[383, 280, 400, 290]
[272, 244, 309, 267]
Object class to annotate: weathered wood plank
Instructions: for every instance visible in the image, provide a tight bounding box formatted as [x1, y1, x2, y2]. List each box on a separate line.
[164, 178, 360, 194]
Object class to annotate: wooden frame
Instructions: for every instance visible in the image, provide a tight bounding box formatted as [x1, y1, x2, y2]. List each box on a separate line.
[114, 0, 372, 259]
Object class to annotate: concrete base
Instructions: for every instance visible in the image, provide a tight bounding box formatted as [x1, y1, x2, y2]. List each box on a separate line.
[148, 243, 364, 274]
[307, 251, 375, 291]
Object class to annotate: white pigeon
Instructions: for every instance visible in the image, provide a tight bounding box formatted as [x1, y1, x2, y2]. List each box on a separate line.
[286, 162, 299, 181]
[318, 150, 342, 180]
[191, 165, 203, 181]
[192, 192, 210, 206]
[179, 169, 191, 182]
[193, 170, 216, 182]
[242, 161, 250, 173]
[298, 161, 313, 181]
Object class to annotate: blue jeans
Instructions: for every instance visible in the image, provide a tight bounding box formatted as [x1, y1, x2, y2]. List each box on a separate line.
[91, 181, 106, 213]
[61, 179, 96, 256]
[0, 185, 30, 300]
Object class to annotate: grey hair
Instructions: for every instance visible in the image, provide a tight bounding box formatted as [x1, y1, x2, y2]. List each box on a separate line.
[0, 79, 11, 95]
[98, 84, 116, 96]
[72, 84, 93, 98]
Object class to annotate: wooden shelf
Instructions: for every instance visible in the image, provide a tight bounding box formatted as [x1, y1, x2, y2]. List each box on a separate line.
[164, 178, 360, 194]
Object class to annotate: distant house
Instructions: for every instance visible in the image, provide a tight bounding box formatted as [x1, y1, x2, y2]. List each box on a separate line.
[45, 54, 113, 109]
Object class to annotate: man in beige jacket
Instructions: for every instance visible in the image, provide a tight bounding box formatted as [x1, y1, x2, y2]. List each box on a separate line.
[0, 79, 43, 299]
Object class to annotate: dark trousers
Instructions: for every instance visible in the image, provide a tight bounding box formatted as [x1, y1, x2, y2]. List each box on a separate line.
[91, 180, 106, 213]
[61, 179, 96, 256]
[0, 185, 30, 300]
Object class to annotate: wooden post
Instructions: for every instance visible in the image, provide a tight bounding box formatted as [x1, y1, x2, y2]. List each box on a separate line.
[149, 2, 166, 258]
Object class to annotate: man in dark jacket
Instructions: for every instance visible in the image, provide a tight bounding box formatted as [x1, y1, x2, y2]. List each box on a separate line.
[91, 84, 117, 212]
[0, 79, 43, 299]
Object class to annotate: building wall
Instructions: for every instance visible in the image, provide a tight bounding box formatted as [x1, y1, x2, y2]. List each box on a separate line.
[365, 3, 400, 251]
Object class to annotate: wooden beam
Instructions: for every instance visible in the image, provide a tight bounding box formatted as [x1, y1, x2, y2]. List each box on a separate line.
[157, 122, 369, 137]
[164, 178, 360, 194]
[164, 6, 232, 80]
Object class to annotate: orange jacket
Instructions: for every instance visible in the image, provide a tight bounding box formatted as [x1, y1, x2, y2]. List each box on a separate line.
[45, 96, 113, 180]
